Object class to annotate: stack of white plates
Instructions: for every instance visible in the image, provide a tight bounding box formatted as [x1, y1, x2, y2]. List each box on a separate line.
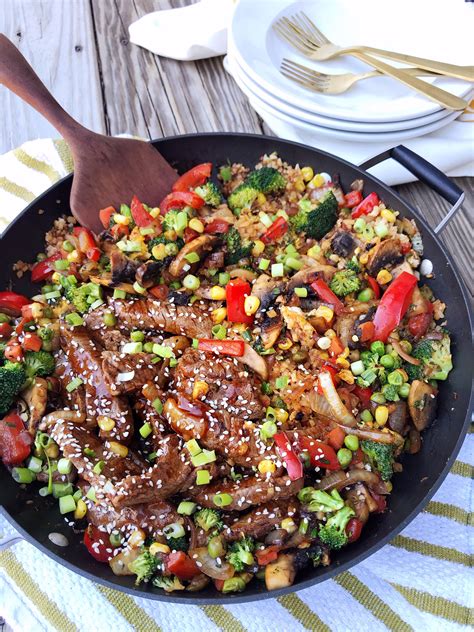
[227, 0, 472, 145]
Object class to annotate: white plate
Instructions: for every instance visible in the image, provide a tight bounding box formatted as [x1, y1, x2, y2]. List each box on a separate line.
[227, 51, 457, 133]
[231, 0, 473, 124]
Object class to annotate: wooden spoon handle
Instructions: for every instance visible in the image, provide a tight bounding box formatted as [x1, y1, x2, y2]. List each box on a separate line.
[0, 34, 83, 140]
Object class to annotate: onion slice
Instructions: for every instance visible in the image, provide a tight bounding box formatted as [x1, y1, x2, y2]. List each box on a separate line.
[189, 547, 234, 580]
[337, 423, 404, 446]
[318, 371, 357, 427]
[389, 338, 420, 366]
[315, 469, 386, 493]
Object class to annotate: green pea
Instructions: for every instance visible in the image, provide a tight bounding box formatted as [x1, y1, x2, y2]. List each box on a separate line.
[130, 330, 145, 342]
[360, 409, 373, 423]
[143, 342, 154, 353]
[222, 577, 246, 593]
[380, 354, 395, 369]
[400, 340, 413, 354]
[370, 340, 385, 355]
[344, 435, 359, 451]
[337, 448, 353, 468]
[357, 288, 374, 302]
[399, 383, 410, 398]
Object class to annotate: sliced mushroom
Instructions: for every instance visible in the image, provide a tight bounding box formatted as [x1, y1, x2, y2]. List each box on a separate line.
[22, 378, 48, 435]
[331, 231, 356, 258]
[90, 274, 136, 294]
[236, 343, 268, 380]
[366, 238, 403, 276]
[110, 249, 140, 284]
[344, 483, 369, 524]
[408, 380, 437, 431]
[135, 260, 164, 288]
[286, 263, 336, 290]
[260, 315, 283, 350]
[251, 274, 283, 312]
[169, 235, 218, 278]
[387, 401, 408, 435]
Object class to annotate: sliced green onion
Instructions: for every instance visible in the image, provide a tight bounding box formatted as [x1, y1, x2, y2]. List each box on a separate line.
[219, 272, 230, 286]
[139, 422, 153, 439]
[148, 451, 158, 462]
[152, 343, 175, 358]
[185, 252, 200, 264]
[196, 470, 211, 485]
[122, 341, 143, 354]
[133, 281, 147, 295]
[110, 531, 123, 547]
[294, 287, 308, 298]
[89, 299, 104, 310]
[260, 420, 277, 440]
[375, 220, 389, 238]
[86, 487, 97, 503]
[359, 368, 377, 385]
[191, 449, 216, 467]
[27, 456, 43, 473]
[350, 360, 365, 376]
[307, 244, 321, 258]
[353, 218, 366, 233]
[62, 240, 74, 253]
[44, 290, 61, 300]
[259, 212, 273, 227]
[169, 357, 178, 368]
[73, 489, 82, 502]
[113, 289, 126, 299]
[140, 227, 155, 236]
[271, 263, 284, 278]
[117, 239, 143, 253]
[285, 256, 303, 271]
[258, 258, 271, 271]
[182, 274, 200, 291]
[12, 468, 35, 484]
[92, 460, 105, 475]
[52, 482, 74, 498]
[57, 458, 72, 475]
[39, 486, 51, 497]
[65, 312, 84, 327]
[152, 398, 163, 414]
[185, 439, 201, 457]
[130, 330, 145, 342]
[213, 493, 233, 507]
[275, 376, 288, 390]
[175, 210, 189, 234]
[103, 312, 116, 327]
[212, 324, 227, 340]
[54, 259, 69, 271]
[370, 392, 386, 405]
[285, 244, 298, 255]
[177, 501, 197, 515]
[266, 406, 277, 422]
[66, 377, 83, 392]
[163, 522, 186, 539]
[59, 494, 76, 514]
[83, 447, 96, 458]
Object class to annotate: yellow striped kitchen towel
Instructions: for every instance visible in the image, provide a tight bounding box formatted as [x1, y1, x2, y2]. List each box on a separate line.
[0, 139, 472, 632]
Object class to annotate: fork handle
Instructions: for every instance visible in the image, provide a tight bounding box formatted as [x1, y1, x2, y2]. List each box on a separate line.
[351, 51, 468, 110]
[355, 46, 474, 82]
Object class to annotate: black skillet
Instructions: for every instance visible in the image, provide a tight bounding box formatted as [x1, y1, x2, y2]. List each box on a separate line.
[0, 133, 472, 604]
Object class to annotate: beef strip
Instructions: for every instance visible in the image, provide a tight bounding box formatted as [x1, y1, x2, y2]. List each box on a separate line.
[101, 351, 165, 395]
[54, 351, 90, 425]
[188, 474, 303, 512]
[109, 297, 214, 338]
[60, 322, 134, 443]
[84, 307, 128, 351]
[224, 499, 299, 541]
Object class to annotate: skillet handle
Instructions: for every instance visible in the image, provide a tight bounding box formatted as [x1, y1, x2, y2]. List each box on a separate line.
[359, 145, 465, 234]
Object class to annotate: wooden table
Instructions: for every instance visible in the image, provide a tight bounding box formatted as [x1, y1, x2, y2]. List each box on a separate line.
[1, 0, 472, 292]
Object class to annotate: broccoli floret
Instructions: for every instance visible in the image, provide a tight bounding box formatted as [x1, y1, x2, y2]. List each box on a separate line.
[381, 383, 400, 402]
[0, 361, 27, 415]
[37, 326, 54, 352]
[329, 269, 361, 297]
[298, 487, 345, 513]
[219, 164, 232, 183]
[404, 362, 422, 382]
[346, 257, 361, 273]
[128, 549, 160, 585]
[166, 536, 187, 552]
[63, 281, 102, 314]
[318, 505, 355, 550]
[152, 574, 185, 592]
[361, 440, 395, 481]
[0, 341, 7, 364]
[195, 182, 221, 207]
[226, 536, 255, 572]
[411, 334, 453, 381]
[290, 191, 338, 240]
[227, 167, 286, 211]
[225, 227, 254, 265]
[24, 351, 55, 378]
[194, 508, 223, 532]
[162, 209, 189, 237]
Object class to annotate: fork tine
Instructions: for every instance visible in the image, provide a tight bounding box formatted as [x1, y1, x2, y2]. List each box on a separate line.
[273, 24, 309, 54]
[275, 19, 314, 53]
[280, 64, 324, 87]
[282, 16, 319, 51]
[280, 60, 328, 88]
[280, 67, 327, 92]
[281, 58, 328, 83]
[299, 11, 331, 45]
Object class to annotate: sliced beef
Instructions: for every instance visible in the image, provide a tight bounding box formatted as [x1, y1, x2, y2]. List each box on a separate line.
[101, 351, 165, 395]
[225, 499, 299, 541]
[188, 475, 303, 512]
[54, 351, 89, 424]
[109, 297, 214, 338]
[84, 307, 128, 351]
[60, 323, 134, 443]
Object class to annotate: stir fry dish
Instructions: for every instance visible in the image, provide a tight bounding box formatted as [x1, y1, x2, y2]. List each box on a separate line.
[0, 155, 453, 594]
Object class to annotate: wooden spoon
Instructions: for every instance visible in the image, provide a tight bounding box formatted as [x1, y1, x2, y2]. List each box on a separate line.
[0, 35, 177, 234]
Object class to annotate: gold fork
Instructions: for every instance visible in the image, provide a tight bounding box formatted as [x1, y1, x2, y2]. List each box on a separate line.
[273, 13, 469, 110]
[281, 58, 437, 95]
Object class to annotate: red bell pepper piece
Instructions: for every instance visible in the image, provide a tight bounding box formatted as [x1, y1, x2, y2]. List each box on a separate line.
[261, 217, 288, 244]
[149, 284, 169, 300]
[273, 432, 303, 480]
[160, 191, 205, 215]
[255, 545, 281, 566]
[352, 385, 373, 409]
[73, 227, 96, 253]
[0, 413, 32, 465]
[0, 291, 31, 316]
[329, 335, 344, 357]
[197, 338, 245, 357]
[311, 279, 344, 315]
[183, 227, 199, 243]
[225, 278, 253, 325]
[408, 312, 432, 339]
[130, 195, 153, 227]
[205, 219, 230, 235]
[351, 192, 380, 219]
[172, 163, 212, 192]
[326, 427, 346, 451]
[359, 321, 375, 343]
[344, 190, 363, 208]
[31, 253, 61, 283]
[166, 551, 201, 580]
[366, 275, 381, 299]
[0, 322, 12, 339]
[87, 247, 102, 263]
[22, 332, 42, 352]
[83, 525, 114, 563]
[298, 436, 340, 470]
[346, 518, 364, 543]
[110, 223, 130, 240]
[5, 342, 23, 362]
[99, 206, 115, 229]
[372, 272, 418, 342]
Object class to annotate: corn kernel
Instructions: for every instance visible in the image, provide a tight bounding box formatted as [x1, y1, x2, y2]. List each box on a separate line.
[192, 380, 209, 400]
[375, 405, 389, 426]
[113, 213, 130, 226]
[164, 229, 177, 241]
[128, 529, 146, 549]
[281, 518, 298, 534]
[211, 307, 227, 324]
[301, 166, 314, 182]
[150, 207, 161, 218]
[278, 338, 293, 350]
[340, 346, 350, 359]
[317, 336, 331, 350]
[336, 357, 350, 369]
[74, 499, 87, 520]
[244, 295, 260, 316]
[51, 271, 61, 283]
[67, 250, 80, 263]
[256, 193, 267, 205]
[377, 269, 393, 285]
[319, 352, 329, 360]
[381, 209, 396, 222]
[109, 441, 128, 457]
[275, 408, 289, 423]
[315, 305, 334, 323]
[310, 173, 325, 188]
[252, 240, 265, 257]
[98, 416, 116, 432]
[258, 459, 276, 474]
[189, 218, 204, 233]
[150, 542, 171, 555]
[338, 369, 355, 384]
[385, 481, 393, 493]
[210, 286, 226, 300]
[359, 253, 369, 265]
[324, 328, 336, 339]
[294, 179, 306, 192]
[152, 244, 167, 261]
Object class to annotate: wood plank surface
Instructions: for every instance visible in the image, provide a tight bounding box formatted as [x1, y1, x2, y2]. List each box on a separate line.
[0, 0, 106, 150]
[0, 0, 471, 293]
